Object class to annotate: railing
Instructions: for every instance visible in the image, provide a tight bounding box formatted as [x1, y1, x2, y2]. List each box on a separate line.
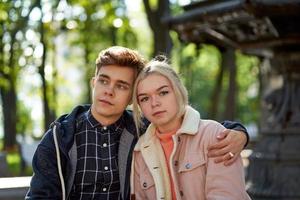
[0, 176, 31, 200]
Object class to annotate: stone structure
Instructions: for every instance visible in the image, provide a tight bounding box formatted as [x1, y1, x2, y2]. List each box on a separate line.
[167, 1, 300, 199]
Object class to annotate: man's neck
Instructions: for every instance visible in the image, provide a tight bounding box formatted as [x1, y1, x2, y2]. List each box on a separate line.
[91, 110, 122, 126]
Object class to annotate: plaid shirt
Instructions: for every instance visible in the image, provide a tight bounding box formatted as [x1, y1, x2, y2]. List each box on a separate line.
[69, 110, 124, 200]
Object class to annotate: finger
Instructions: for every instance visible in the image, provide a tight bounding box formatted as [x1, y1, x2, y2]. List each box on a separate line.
[216, 129, 230, 140]
[207, 139, 229, 151]
[213, 156, 224, 163]
[214, 152, 232, 163]
[224, 154, 239, 166]
[208, 146, 231, 157]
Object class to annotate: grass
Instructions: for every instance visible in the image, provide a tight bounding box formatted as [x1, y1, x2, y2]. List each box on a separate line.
[6, 152, 21, 176]
[0, 151, 32, 177]
[0, 140, 33, 176]
[6, 152, 33, 176]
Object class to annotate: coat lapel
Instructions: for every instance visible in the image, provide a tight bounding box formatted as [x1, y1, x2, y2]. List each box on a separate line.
[119, 128, 135, 199]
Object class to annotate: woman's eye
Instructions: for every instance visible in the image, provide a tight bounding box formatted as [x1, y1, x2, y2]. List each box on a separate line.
[159, 91, 169, 96]
[139, 97, 149, 103]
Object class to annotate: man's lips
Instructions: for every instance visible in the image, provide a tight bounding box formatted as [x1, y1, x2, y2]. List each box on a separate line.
[99, 99, 113, 105]
[152, 111, 166, 117]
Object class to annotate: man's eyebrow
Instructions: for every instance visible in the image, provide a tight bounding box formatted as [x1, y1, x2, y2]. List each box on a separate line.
[137, 85, 169, 98]
[117, 80, 131, 86]
[98, 74, 109, 79]
[98, 74, 131, 86]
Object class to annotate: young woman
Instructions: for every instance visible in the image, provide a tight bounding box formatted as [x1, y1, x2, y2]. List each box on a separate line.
[130, 56, 251, 200]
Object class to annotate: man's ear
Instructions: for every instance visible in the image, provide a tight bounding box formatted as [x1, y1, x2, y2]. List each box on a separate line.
[90, 77, 95, 88]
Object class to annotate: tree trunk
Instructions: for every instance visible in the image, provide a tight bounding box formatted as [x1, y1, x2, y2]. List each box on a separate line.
[1, 80, 17, 151]
[223, 48, 237, 120]
[83, 46, 92, 104]
[38, 5, 55, 132]
[1, 37, 17, 151]
[143, 0, 172, 56]
[0, 0, 39, 150]
[209, 62, 224, 119]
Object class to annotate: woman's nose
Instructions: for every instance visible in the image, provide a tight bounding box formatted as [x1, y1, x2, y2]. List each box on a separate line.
[151, 96, 161, 107]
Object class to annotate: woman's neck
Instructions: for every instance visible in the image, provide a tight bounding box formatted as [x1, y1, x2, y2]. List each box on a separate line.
[157, 116, 183, 134]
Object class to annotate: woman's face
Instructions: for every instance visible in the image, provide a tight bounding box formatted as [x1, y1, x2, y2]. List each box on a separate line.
[137, 73, 180, 132]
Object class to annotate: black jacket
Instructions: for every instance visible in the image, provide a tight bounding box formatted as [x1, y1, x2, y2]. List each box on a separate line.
[26, 105, 138, 200]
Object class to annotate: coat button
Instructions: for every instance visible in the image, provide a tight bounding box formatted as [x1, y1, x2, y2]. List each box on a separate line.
[185, 163, 191, 169]
[174, 160, 178, 166]
[180, 190, 184, 196]
[143, 182, 147, 188]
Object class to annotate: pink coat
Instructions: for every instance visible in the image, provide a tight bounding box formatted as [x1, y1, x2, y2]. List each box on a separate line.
[131, 106, 251, 200]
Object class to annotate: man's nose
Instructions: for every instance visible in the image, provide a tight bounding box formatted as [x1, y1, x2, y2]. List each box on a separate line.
[104, 84, 115, 96]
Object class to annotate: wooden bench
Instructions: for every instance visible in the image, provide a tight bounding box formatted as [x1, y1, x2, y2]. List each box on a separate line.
[0, 176, 31, 200]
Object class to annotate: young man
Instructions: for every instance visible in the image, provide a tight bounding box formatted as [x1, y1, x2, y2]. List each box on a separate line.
[26, 46, 248, 200]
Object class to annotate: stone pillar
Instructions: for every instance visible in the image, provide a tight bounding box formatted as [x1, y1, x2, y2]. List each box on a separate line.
[247, 51, 300, 199]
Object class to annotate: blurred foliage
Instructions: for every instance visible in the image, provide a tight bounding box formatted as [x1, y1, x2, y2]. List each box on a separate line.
[0, 0, 261, 176]
[63, 0, 138, 104]
[6, 152, 21, 176]
[236, 51, 260, 123]
[171, 31, 260, 123]
[16, 101, 33, 136]
[7, 152, 33, 176]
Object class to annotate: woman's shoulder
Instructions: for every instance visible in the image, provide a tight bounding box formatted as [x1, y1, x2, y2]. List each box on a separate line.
[199, 119, 225, 129]
[197, 119, 226, 141]
[200, 118, 223, 125]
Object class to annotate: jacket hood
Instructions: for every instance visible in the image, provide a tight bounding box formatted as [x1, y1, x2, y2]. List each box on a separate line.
[51, 104, 91, 152]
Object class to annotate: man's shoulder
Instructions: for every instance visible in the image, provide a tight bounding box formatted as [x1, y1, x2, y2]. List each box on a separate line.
[44, 105, 91, 143]
[55, 105, 90, 125]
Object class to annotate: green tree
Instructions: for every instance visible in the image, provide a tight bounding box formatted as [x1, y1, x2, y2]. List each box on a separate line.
[0, 0, 38, 150]
[143, 0, 172, 56]
[67, 0, 137, 103]
[37, 0, 60, 131]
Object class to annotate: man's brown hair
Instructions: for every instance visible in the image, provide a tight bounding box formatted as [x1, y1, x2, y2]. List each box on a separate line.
[95, 46, 145, 76]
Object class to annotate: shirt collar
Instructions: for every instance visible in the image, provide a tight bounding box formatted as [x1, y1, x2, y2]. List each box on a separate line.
[86, 109, 125, 131]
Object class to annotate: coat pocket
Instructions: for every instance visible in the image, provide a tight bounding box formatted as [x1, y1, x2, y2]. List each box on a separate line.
[139, 169, 155, 190]
[178, 153, 206, 173]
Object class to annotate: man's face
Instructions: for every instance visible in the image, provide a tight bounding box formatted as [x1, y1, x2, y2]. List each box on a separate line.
[91, 65, 135, 125]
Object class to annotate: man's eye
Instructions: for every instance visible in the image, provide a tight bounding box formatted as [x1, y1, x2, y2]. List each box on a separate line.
[159, 91, 169, 96]
[116, 84, 129, 90]
[98, 78, 108, 85]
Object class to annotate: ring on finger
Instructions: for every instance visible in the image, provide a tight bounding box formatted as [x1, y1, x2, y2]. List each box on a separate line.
[228, 152, 234, 158]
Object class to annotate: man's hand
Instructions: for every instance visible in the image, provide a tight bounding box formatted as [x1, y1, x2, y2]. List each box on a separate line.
[207, 129, 247, 166]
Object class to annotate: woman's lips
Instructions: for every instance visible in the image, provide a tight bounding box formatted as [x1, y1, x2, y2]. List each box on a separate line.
[152, 111, 166, 117]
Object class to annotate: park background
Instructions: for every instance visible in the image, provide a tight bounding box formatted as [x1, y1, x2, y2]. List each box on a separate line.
[3, 0, 296, 199]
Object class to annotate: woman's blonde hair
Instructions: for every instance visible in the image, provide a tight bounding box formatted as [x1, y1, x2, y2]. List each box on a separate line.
[132, 55, 188, 136]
